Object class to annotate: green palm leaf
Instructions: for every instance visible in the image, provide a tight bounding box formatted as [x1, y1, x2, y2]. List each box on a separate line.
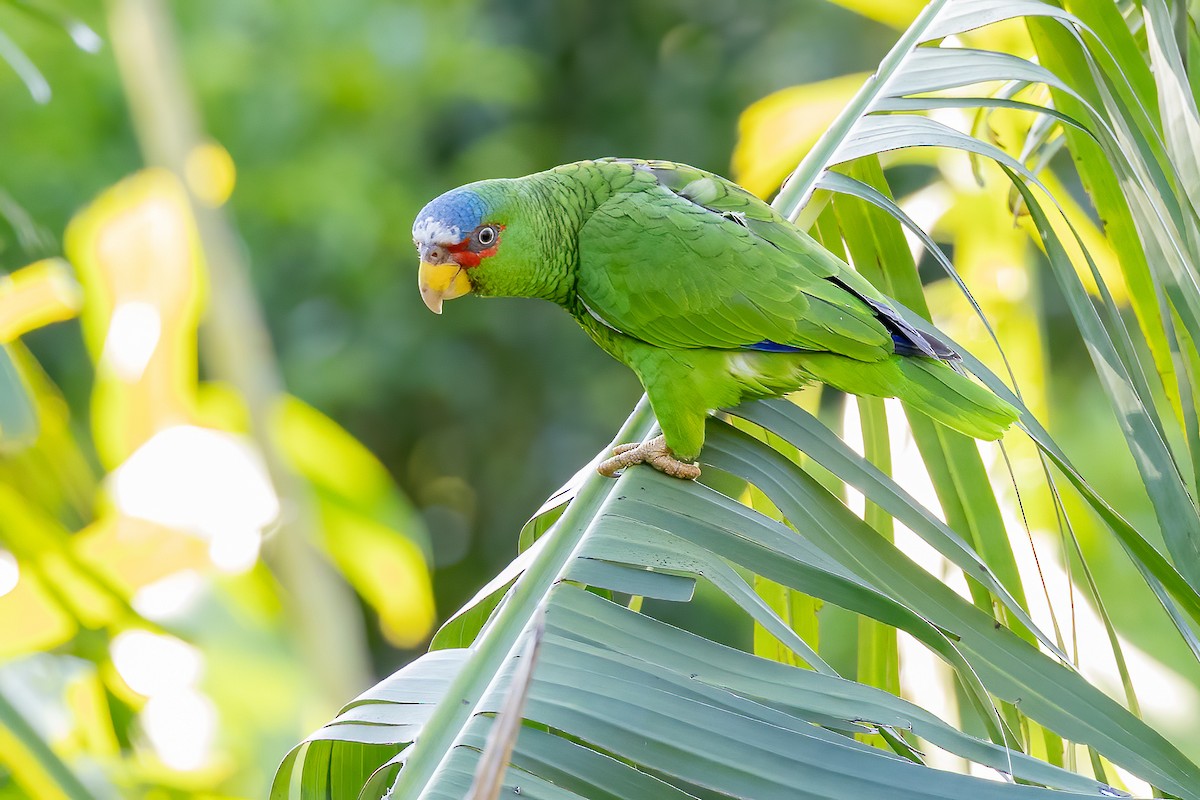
[277, 1, 1200, 797]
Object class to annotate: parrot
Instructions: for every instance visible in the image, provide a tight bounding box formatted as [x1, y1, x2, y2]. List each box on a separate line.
[412, 158, 1019, 480]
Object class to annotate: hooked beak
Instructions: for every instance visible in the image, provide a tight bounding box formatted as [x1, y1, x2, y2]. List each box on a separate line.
[418, 247, 473, 314]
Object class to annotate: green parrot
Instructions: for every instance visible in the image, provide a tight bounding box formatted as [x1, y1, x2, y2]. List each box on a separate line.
[413, 158, 1019, 479]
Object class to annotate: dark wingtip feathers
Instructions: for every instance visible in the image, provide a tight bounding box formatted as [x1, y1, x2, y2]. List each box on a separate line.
[820, 275, 959, 362]
[861, 297, 961, 362]
[890, 329, 960, 361]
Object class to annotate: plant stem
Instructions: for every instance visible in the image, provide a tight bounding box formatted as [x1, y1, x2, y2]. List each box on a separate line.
[771, 0, 950, 220]
[104, 0, 372, 707]
[0, 687, 99, 800]
[390, 399, 657, 797]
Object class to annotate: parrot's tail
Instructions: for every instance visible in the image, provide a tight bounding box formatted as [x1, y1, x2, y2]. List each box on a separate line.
[800, 354, 1020, 441]
[891, 357, 1020, 440]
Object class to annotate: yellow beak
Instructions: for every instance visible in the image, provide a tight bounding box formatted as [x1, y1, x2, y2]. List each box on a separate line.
[418, 261, 472, 314]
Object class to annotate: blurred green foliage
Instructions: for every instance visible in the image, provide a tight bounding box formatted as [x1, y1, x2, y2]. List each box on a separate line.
[4, 0, 1200, 797]
[0, 1, 901, 796]
[0, 0, 894, 639]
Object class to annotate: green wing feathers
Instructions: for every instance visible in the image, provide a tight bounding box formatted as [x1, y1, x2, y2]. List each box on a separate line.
[578, 163, 896, 361]
[576, 158, 1020, 446]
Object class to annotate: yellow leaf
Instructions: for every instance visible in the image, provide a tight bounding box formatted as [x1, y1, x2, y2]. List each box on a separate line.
[823, 0, 924, 28]
[0, 567, 76, 658]
[75, 515, 212, 595]
[64, 169, 206, 467]
[0, 259, 82, 344]
[193, 382, 252, 434]
[64, 670, 120, 758]
[271, 396, 436, 646]
[733, 73, 868, 199]
[321, 509, 437, 648]
[184, 140, 237, 208]
[272, 396, 412, 524]
[0, 487, 137, 639]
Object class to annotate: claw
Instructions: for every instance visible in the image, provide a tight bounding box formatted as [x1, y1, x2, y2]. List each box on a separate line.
[597, 435, 701, 480]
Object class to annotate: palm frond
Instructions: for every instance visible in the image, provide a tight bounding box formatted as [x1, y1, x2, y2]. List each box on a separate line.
[276, 1, 1200, 797]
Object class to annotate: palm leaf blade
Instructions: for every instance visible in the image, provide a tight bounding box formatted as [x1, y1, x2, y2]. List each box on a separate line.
[277, 3, 1200, 797]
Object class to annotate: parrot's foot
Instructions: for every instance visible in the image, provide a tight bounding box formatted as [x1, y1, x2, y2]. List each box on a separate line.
[597, 435, 701, 480]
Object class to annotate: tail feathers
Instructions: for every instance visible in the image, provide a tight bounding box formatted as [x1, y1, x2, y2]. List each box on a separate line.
[892, 357, 1019, 440]
[801, 354, 1020, 441]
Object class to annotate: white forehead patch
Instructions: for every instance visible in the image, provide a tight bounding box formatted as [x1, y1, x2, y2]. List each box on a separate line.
[412, 216, 462, 246]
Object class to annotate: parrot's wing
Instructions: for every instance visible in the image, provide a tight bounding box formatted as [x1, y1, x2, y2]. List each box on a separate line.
[578, 160, 896, 361]
[592, 158, 956, 360]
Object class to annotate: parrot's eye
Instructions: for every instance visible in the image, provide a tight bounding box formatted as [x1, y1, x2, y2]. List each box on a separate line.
[475, 225, 498, 247]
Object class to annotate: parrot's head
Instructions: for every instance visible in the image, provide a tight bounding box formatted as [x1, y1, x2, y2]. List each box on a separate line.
[412, 180, 557, 314]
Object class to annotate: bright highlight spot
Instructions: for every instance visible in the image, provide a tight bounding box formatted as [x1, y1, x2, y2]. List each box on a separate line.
[142, 689, 217, 772]
[0, 551, 18, 598]
[132, 570, 205, 620]
[898, 184, 954, 263]
[111, 631, 217, 771]
[1010, 524, 1200, 730]
[67, 21, 103, 53]
[207, 525, 263, 573]
[111, 631, 202, 697]
[994, 265, 1029, 301]
[101, 301, 161, 381]
[111, 425, 279, 573]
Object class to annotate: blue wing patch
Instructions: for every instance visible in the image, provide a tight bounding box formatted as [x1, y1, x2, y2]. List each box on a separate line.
[743, 340, 805, 353]
[744, 332, 957, 359]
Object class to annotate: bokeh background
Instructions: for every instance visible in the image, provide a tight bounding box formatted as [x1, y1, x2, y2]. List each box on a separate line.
[2, 0, 896, 646]
[0, 1, 900, 797]
[4, 0, 1197, 798]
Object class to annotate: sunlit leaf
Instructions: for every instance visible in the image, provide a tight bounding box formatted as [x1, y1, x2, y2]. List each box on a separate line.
[823, 0, 924, 29]
[273, 396, 436, 647]
[64, 169, 205, 468]
[0, 689, 101, 800]
[0, 565, 75, 658]
[733, 73, 868, 198]
[0, 259, 82, 345]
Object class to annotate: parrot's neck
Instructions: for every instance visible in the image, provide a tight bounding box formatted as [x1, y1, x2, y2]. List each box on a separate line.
[526, 163, 624, 311]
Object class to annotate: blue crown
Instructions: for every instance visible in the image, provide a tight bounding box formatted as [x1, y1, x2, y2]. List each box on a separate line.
[413, 188, 487, 244]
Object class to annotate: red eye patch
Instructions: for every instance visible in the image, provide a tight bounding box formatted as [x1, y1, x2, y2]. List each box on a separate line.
[445, 225, 504, 268]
